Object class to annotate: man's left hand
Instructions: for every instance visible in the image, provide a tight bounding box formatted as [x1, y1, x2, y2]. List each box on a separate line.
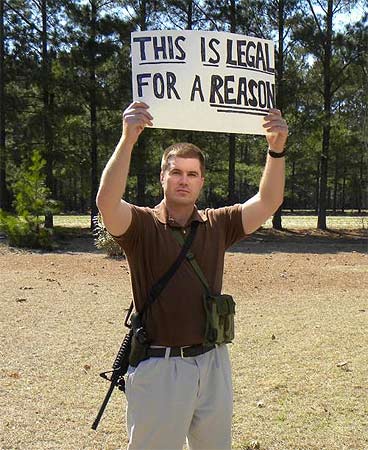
[263, 109, 288, 152]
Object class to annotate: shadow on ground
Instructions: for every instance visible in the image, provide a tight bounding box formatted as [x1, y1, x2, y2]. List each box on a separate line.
[55, 227, 367, 255]
[230, 228, 367, 254]
[1, 227, 365, 256]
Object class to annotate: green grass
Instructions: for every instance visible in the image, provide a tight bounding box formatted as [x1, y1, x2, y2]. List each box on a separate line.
[263, 215, 367, 230]
[54, 214, 367, 230]
[53, 215, 91, 228]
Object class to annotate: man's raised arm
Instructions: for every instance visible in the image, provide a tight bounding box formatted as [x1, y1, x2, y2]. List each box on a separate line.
[96, 102, 153, 236]
[242, 109, 288, 235]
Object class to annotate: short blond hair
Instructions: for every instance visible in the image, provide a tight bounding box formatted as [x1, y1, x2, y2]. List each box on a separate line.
[161, 143, 205, 176]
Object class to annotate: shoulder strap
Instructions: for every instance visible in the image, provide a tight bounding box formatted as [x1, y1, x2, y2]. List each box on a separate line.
[171, 228, 211, 296]
[148, 220, 200, 304]
[125, 221, 199, 327]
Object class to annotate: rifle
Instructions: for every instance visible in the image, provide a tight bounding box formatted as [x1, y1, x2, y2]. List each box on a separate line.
[91, 303, 133, 430]
[92, 221, 199, 430]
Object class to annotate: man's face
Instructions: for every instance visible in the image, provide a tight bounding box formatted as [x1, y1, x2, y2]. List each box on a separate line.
[160, 156, 204, 206]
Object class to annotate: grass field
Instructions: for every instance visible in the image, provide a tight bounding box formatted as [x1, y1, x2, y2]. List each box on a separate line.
[53, 214, 368, 230]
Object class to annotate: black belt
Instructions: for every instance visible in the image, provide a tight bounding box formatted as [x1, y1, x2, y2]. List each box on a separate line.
[147, 344, 216, 358]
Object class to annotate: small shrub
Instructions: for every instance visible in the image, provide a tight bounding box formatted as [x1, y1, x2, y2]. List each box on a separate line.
[0, 212, 52, 249]
[92, 214, 124, 257]
[0, 149, 59, 249]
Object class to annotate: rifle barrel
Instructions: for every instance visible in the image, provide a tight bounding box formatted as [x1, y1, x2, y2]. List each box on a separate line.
[91, 379, 116, 430]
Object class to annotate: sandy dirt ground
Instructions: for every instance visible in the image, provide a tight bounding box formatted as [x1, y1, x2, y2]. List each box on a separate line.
[1, 230, 367, 450]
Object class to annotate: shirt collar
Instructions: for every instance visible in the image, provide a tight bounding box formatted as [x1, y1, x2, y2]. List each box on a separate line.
[153, 200, 207, 227]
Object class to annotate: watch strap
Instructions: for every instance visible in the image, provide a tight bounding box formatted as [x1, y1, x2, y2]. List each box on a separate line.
[268, 149, 286, 158]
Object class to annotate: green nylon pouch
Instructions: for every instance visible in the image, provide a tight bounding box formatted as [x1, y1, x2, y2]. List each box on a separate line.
[203, 294, 236, 346]
[170, 228, 236, 347]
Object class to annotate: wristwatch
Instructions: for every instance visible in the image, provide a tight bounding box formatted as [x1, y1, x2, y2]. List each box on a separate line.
[268, 148, 286, 158]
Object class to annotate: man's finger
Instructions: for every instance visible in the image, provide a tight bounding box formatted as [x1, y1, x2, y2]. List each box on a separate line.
[125, 106, 153, 118]
[263, 118, 288, 129]
[265, 126, 288, 133]
[123, 102, 151, 117]
[264, 115, 284, 124]
[124, 114, 153, 127]
[124, 109, 154, 121]
[129, 101, 150, 109]
[267, 108, 281, 116]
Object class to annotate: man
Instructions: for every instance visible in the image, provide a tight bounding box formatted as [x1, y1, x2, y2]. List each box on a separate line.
[96, 101, 288, 450]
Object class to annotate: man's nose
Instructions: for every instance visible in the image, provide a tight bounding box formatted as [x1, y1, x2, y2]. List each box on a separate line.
[179, 174, 189, 184]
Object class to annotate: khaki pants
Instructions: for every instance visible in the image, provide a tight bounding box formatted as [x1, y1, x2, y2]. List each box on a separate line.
[125, 344, 233, 450]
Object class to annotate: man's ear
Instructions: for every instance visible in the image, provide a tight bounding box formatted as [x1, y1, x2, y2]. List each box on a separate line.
[160, 171, 164, 185]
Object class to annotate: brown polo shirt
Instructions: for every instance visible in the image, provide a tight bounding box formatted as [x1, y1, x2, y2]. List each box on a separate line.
[112, 201, 245, 347]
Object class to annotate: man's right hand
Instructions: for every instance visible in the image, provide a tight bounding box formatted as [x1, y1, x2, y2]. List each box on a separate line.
[96, 101, 153, 237]
[122, 101, 153, 145]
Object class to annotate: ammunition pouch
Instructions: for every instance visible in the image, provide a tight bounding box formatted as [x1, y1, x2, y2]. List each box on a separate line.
[128, 312, 150, 367]
[203, 294, 235, 346]
[129, 334, 150, 367]
[170, 227, 236, 346]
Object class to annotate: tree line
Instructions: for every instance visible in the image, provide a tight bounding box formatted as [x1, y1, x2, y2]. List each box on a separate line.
[0, 0, 366, 231]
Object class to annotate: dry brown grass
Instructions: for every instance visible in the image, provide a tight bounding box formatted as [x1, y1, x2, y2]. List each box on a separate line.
[226, 249, 368, 450]
[1, 234, 367, 450]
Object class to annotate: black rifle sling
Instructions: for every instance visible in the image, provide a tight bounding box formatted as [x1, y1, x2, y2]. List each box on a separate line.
[170, 227, 211, 295]
[148, 220, 199, 305]
[125, 220, 199, 323]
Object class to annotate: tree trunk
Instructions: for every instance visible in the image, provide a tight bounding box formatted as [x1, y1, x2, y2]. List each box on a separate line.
[290, 160, 295, 212]
[0, 0, 9, 211]
[80, 167, 86, 212]
[136, 132, 147, 206]
[186, 0, 193, 30]
[341, 163, 346, 213]
[318, 130, 330, 228]
[135, 0, 148, 206]
[317, 0, 333, 230]
[333, 148, 338, 211]
[227, 0, 236, 205]
[272, 205, 283, 229]
[272, 0, 285, 230]
[41, 0, 54, 228]
[228, 134, 236, 203]
[89, 0, 99, 229]
[358, 153, 363, 213]
[315, 158, 320, 213]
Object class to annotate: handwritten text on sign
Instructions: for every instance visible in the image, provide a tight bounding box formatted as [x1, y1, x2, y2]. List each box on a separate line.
[131, 30, 275, 135]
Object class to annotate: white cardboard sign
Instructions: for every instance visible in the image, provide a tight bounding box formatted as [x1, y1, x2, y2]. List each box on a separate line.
[131, 30, 275, 135]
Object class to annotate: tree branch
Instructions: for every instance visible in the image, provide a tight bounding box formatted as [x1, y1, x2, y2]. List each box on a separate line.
[122, 4, 135, 23]
[30, 0, 42, 10]
[191, 0, 220, 31]
[164, 11, 184, 30]
[283, 25, 291, 41]
[98, 0, 115, 10]
[331, 57, 360, 94]
[306, 0, 324, 35]
[332, 0, 344, 15]
[315, 0, 327, 14]
[4, 0, 42, 34]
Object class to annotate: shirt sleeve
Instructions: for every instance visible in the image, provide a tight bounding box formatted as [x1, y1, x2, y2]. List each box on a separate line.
[109, 205, 147, 252]
[207, 204, 246, 249]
